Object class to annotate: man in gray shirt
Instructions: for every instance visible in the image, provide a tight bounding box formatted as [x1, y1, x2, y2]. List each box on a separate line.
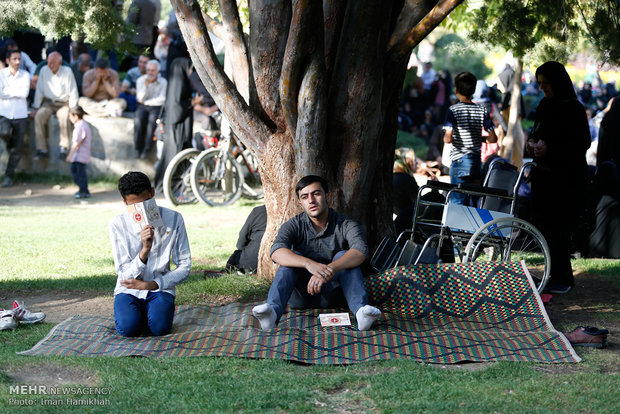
[253, 175, 381, 331]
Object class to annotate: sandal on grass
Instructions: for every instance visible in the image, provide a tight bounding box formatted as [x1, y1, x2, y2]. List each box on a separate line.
[564, 326, 609, 349]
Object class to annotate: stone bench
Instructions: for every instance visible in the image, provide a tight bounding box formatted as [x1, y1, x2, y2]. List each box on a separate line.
[0, 113, 156, 179]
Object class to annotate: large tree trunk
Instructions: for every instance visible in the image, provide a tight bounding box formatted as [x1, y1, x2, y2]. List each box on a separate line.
[171, 0, 463, 279]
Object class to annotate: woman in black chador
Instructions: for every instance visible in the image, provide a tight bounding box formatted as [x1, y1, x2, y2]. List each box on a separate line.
[526, 61, 590, 293]
[154, 57, 194, 190]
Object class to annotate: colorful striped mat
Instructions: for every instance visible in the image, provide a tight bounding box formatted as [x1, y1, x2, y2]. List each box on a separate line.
[19, 261, 580, 364]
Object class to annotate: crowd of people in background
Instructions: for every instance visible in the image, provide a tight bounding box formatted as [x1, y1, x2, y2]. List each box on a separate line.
[0, 1, 219, 193]
[393, 57, 620, 273]
[398, 60, 619, 171]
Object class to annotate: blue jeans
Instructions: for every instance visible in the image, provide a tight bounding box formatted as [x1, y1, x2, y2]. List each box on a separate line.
[114, 291, 175, 337]
[70, 162, 89, 194]
[449, 153, 481, 205]
[267, 251, 368, 321]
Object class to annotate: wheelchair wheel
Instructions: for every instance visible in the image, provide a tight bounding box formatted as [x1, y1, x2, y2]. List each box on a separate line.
[190, 148, 244, 206]
[163, 148, 201, 205]
[463, 217, 550, 293]
[237, 149, 263, 200]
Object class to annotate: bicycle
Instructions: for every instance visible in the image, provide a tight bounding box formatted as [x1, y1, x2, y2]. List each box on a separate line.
[189, 134, 263, 207]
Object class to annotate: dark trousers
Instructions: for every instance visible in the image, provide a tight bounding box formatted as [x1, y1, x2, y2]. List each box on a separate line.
[1, 117, 27, 178]
[134, 104, 161, 152]
[70, 162, 89, 194]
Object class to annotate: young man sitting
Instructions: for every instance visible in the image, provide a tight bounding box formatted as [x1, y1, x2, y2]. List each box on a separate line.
[109, 171, 191, 337]
[253, 175, 381, 331]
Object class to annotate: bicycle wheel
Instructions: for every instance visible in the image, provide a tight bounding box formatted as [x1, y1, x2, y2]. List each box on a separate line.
[190, 148, 245, 206]
[163, 148, 201, 205]
[237, 149, 263, 200]
[463, 217, 551, 293]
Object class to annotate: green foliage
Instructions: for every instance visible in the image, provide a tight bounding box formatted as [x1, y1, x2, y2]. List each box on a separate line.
[433, 33, 492, 80]
[396, 130, 428, 160]
[468, 0, 620, 65]
[0, 0, 133, 52]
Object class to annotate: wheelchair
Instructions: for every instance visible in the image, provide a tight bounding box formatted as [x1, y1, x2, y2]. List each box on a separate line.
[371, 158, 551, 293]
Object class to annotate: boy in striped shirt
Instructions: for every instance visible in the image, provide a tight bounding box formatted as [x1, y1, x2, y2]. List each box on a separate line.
[443, 72, 498, 204]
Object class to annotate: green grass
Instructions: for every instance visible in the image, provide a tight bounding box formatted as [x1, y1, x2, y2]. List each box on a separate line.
[1, 183, 620, 413]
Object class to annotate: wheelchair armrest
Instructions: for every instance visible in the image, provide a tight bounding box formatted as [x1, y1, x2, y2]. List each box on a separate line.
[457, 183, 509, 197]
[423, 181, 457, 191]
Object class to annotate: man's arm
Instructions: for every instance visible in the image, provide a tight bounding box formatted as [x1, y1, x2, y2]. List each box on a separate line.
[152, 213, 191, 291]
[101, 70, 120, 98]
[0, 72, 30, 99]
[443, 127, 453, 143]
[81, 70, 99, 98]
[485, 128, 498, 143]
[109, 218, 149, 281]
[328, 248, 366, 273]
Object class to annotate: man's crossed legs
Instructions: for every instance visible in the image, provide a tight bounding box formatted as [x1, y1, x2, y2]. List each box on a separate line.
[253, 251, 381, 331]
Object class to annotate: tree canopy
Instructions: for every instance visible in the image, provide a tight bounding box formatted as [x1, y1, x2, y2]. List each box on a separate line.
[466, 0, 620, 66]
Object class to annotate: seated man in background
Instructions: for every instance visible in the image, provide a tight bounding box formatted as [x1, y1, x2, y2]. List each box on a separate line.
[70, 53, 93, 96]
[32, 51, 79, 159]
[252, 175, 381, 331]
[133, 59, 167, 159]
[226, 205, 267, 274]
[109, 171, 191, 337]
[120, 54, 149, 111]
[79, 58, 126, 117]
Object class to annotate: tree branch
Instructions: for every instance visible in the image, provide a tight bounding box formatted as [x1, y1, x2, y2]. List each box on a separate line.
[171, 0, 269, 154]
[323, 0, 346, 77]
[248, 0, 291, 131]
[388, 0, 463, 63]
[280, 0, 314, 137]
[387, 0, 436, 51]
[294, 2, 328, 177]
[218, 0, 251, 102]
[201, 10, 225, 40]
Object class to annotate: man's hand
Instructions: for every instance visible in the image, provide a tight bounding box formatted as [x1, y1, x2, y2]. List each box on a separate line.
[307, 275, 326, 295]
[120, 279, 158, 290]
[139, 225, 154, 263]
[305, 261, 335, 282]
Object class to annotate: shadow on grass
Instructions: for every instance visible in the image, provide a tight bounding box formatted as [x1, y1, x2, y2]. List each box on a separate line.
[0, 274, 117, 292]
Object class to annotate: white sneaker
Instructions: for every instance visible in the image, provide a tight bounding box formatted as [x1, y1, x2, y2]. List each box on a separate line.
[0, 309, 18, 330]
[11, 300, 46, 324]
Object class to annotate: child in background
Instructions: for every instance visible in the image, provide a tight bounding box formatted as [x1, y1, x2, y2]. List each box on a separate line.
[66, 106, 92, 199]
[443, 72, 498, 204]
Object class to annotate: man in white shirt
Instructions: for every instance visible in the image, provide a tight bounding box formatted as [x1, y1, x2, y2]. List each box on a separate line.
[4, 39, 36, 75]
[109, 171, 191, 337]
[0, 49, 30, 187]
[134, 60, 167, 159]
[32, 52, 79, 159]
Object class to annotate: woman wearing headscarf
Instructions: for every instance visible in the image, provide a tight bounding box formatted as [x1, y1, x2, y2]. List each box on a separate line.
[154, 57, 194, 190]
[597, 97, 620, 168]
[526, 61, 591, 294]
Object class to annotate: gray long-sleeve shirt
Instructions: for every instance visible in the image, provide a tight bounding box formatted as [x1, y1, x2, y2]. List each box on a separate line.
[270, 208, 368, 263]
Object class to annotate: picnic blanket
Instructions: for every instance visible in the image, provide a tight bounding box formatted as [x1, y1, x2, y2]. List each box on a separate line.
[19, 261, 580, 364]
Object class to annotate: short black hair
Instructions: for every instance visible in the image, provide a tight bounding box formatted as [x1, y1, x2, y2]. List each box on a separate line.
[6, 48, 21, 59]
[454, 72, 477, 98]
[95, 57, 110, 69]
[295, 175, 328, 197]
[5, 39, 18, 49]
[118, 171, 152, 199]
[70, 105, 85, 119]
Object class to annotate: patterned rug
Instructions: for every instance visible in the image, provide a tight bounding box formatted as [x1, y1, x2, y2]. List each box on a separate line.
[19, 262, 580, 364]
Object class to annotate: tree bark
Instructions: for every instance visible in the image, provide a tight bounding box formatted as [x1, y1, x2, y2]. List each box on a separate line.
[172, 0, 459, 279]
